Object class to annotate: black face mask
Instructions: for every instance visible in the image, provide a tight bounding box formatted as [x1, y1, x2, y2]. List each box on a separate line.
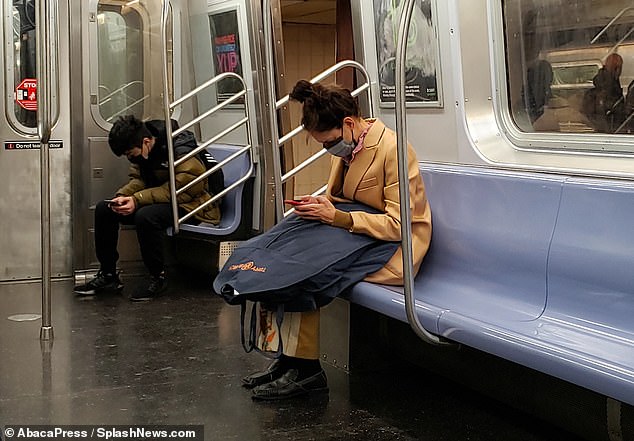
[128, 154, 147, 165]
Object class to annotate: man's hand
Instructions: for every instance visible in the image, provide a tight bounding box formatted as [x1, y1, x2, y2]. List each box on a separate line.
[110, 196, 136, 216]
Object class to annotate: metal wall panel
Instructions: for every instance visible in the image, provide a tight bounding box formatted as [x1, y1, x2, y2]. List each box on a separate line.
[0, 0, 72, 281]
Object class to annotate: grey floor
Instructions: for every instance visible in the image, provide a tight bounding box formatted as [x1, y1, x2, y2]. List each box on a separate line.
[0, 270, 582, 440]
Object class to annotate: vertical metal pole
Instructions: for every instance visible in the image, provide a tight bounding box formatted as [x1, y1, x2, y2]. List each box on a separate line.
[37, 0, 53, 341]
[394, 0, 445, 345]
[160, 0, 179, 234]
[262, 0, 284, 222]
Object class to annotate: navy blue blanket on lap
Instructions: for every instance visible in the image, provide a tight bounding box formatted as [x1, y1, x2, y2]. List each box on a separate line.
[213, 202, 399, 312]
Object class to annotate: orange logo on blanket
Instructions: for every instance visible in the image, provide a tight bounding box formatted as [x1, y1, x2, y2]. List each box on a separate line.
[228, 260, 267, 273]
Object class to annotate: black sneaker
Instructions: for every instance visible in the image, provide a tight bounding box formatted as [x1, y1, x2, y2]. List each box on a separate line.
[130, 274, 167, 302]
[74, 271, 123, 296]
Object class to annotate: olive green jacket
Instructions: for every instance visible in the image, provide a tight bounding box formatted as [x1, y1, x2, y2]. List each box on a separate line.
[116, 156, 221, 225]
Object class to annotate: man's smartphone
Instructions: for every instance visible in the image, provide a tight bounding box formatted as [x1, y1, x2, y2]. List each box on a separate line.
[284, 199, 307, 206]
[104, 199, 121, 206]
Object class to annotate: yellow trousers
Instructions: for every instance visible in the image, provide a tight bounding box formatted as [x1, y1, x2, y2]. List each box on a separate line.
[257, 307, 320, 359]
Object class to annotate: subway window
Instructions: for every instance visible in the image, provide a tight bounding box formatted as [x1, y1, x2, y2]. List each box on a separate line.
[503, 1, 634, 139]
[96, 4, 144, 122]
[5, 0, 37, 130]
[94, 1, 174, 126]
[4, 0, 59, 133]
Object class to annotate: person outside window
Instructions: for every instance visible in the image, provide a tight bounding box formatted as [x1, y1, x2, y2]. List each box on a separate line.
[582, 53, 625, 133]
[523, 59, 554, 124]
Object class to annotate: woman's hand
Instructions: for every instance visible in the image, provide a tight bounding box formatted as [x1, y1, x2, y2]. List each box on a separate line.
[293, 195, 336, 224]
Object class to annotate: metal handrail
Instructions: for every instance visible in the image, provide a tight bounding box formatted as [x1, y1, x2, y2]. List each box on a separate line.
[179, 160, 255, 225]
[615, 109, 634, 133]
[262, 0, 285, 221]
[276, 61, 372, 148]
[263, 1, 375, 220]
[160, 1, 253, 234]
[277, 82, 372, 147]
[395, 0, 449, 346]
[264, 62, 373, 217]
[99, 80, 145, 104]
[590, 6, 634, 61]
[281, 148, 329, 184]
[175, 115, 248, 166]
[275, 62, 373, 148]
[100, 82, 148, 122]
[591, 7, 634, 44]
[36, 0, 55, 342]
[172, 79, 246, 135]
[606, 26, 634, 60]
[105, 95, 149, 122]
[160, 0, 178, 233]
[272, 61, 372, 216]
[275, 61, 372, 111]
[177, 144, 251, 196]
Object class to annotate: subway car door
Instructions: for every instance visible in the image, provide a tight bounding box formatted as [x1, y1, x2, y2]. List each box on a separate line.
[0, 0, 72, 281]
[70, 0, 186, 277]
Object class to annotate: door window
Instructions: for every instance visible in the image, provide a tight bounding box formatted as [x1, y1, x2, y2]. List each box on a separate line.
[4, 0, 58, 133]
[96, 5, 143, 123]
[93, 0, 174, 126]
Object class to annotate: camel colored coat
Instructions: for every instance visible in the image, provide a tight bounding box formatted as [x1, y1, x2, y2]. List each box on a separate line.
[326, 119, 432, 285]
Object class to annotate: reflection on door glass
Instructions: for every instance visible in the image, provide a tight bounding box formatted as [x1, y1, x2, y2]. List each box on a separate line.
[96, 1, 173, 124]
[97, 7, 143, 122]
[504, 1, 634, 139]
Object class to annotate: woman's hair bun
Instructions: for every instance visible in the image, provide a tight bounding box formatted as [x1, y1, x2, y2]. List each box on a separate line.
[289, 80, 315, 103]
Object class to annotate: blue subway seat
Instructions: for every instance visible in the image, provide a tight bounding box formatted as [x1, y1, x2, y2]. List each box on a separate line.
[347, 164, 634, 406]
[178, 144, 252, 236]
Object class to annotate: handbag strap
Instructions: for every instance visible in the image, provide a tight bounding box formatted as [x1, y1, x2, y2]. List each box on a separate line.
[239, 301, 284, 359]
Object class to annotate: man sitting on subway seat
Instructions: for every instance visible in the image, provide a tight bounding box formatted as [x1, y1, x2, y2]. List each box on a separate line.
[73, 115, 221, 301]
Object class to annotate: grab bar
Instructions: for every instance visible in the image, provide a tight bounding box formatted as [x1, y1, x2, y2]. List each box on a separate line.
[160, 1, 253, 233]
[395, 0, 450, 346]
[36, 0, 56, 341]
[591, 7, 634, 44]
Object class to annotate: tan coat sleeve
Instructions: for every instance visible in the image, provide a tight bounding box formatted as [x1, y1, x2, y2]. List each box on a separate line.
[348, 143, 423, 242]
[326, 119, 432, 285]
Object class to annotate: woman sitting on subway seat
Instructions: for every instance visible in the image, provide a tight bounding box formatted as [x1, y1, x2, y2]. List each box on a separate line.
[214, 79, 432, 401]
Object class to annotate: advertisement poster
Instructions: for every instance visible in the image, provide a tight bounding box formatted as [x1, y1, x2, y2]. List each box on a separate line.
[373, 0, 443, 107]
[209, 10, 243, 103]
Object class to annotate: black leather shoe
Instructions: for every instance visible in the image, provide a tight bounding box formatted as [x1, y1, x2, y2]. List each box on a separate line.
[251, 369, 328, 401]
[241, 358, 287, 389]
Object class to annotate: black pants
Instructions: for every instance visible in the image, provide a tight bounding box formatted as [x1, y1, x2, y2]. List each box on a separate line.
[94, 201, 173, 277]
